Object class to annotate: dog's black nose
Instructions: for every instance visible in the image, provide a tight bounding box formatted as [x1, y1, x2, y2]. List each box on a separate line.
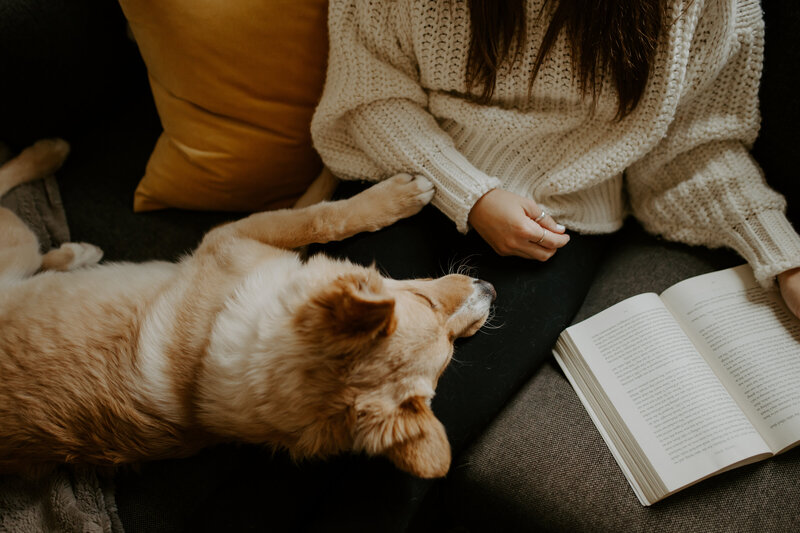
[474, 279, 496, 302]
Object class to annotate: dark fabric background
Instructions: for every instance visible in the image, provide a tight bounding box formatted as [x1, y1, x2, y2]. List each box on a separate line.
[0, 1, 238, 263]
[0, 1, 140, 151]
[752, 2, 800, 225]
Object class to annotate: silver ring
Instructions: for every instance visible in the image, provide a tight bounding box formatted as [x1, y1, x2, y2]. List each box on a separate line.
[534, 210, 546, 223]
[536, 229, 547, 244]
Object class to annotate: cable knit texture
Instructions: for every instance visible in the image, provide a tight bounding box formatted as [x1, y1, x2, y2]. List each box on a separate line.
[311, 0, 800, 286]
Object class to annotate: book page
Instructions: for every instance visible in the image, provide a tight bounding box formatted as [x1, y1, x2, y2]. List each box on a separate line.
[661, 265, 800, 453]
[565, 293, 770, 492]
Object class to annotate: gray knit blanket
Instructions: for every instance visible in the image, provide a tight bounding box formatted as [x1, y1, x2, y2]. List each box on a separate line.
[0, 173, 123, 533]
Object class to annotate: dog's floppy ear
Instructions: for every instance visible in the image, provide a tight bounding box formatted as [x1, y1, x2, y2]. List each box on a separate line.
[383, 396, 451, 478]
[298, 272, 396, 342]
[355, 396, 451, 478]
[329, 273, 396, 338]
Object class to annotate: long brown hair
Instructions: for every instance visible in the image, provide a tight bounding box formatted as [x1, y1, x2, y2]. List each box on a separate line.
[466, 0, 668, 118]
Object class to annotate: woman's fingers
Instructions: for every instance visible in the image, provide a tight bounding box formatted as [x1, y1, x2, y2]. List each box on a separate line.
[525, 220, 570, 250]
[539, 213, 566, 234]
[495, 216, 569, 260]
[778, 267, 800, 319]
[469, 189, 571, 262]
[524, 202, 566, 234]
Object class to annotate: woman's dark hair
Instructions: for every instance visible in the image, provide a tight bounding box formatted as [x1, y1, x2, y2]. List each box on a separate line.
[466, 0, 668, 118]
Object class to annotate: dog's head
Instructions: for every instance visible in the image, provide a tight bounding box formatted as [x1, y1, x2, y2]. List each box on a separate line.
[291, 259, 495, 478]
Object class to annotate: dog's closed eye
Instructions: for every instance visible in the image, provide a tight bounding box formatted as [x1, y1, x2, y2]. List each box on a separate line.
[412, 292, 436, 309]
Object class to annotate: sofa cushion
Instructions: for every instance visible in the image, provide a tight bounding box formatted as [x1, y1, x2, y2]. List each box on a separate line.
[119, 0, 328, 213]
[444, 222, 800, 532]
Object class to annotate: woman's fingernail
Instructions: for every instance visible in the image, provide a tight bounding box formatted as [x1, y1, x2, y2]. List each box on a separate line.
[556, 224, 565, 232]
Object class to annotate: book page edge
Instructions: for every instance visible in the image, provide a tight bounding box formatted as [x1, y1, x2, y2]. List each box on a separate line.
[553, 349, 653, 506]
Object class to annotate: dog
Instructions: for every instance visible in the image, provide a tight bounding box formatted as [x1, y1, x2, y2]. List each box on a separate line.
[0, 139, 495, 479]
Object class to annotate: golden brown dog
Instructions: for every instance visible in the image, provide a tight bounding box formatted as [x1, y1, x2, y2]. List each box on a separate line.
[0, 140, 495, 478]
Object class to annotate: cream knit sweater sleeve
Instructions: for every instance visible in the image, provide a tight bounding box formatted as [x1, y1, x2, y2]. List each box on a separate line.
[626, 4, 800, 285]
[310, 0, 500, 232]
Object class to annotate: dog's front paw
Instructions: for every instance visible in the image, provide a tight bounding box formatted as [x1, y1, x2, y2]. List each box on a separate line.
[351, 174, 435, 232]
[374, 173, 435, 217]
[391, 173, 435, 209]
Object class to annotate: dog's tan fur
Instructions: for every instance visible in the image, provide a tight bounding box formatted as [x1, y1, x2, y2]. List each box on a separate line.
[0, 141, 495, 479]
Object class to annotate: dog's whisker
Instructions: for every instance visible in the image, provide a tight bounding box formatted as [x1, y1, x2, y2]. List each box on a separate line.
[441, 256, 457, 278]
[478, 309, 505, 333]
[484, 315, 503, 327]
[458, 256, 478, 277]
[443, 255, 479, 279]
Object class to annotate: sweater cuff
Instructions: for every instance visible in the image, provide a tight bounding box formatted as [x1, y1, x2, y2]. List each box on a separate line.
[426, 145, 501, 234]
[725, 210, 800, 287]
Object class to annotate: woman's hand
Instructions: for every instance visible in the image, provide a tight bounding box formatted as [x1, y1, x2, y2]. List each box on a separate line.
[468, 188, 569, 261]
[778, 267, 800, 319]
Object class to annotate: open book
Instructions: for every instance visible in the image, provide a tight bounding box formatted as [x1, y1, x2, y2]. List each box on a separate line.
[553, 265, 800, 505]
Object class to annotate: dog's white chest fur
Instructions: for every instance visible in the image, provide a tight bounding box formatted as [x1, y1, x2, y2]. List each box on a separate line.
[207, 255, 304, 365]
[135, 254, 305, 423]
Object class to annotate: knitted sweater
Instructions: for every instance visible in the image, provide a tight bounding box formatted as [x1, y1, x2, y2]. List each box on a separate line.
[310, 0, 800, 285]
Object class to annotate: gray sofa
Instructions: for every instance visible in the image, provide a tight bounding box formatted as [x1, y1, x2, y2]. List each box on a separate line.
[2, 1, 798, 532]
[446, 223, 800, 531]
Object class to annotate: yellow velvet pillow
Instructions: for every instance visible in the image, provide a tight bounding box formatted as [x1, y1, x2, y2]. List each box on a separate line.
[119, 0, 328, 212]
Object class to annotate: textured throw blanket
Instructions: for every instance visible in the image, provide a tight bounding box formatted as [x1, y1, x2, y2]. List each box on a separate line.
[0, 174, 69, 251]
[0, 172, 123, 533]
[0, 468, 121, 533]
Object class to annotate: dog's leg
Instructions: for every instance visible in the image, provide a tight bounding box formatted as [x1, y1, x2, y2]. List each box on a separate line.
[40, 242, 104, 272]
[0, 207, 43, 281]
[0, 139, 101, 279]
[0, 210, 99, 280]
[201, 174, 434, 252]
[0, 139, 70, 198]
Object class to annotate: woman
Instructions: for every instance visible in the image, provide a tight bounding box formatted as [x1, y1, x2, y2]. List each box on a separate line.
[309, 0, 800, 528]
